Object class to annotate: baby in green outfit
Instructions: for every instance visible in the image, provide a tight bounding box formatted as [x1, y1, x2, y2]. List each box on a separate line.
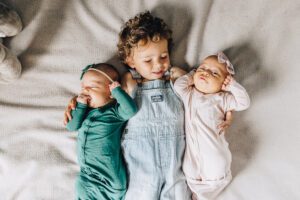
[66, 63, 138, 200]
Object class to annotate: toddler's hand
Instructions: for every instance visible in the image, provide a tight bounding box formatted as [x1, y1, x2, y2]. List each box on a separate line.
[77, 93, 90, 105]
[109, 81, 121, 91]
[63, 96, 78, 125]
[170, 66, 187, 82]
[218, 111, 233, 132]
[222, 76, 233, 91]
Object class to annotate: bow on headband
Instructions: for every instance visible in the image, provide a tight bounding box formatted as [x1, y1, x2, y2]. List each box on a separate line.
[80, 64, 94, 80]
[217, 52, 235, 75]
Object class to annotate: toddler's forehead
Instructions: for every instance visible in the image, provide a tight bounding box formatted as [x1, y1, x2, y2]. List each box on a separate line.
[132, 39, 168, 56]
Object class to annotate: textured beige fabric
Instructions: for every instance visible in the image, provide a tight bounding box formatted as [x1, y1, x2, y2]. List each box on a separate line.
[0, 0, 299, 199]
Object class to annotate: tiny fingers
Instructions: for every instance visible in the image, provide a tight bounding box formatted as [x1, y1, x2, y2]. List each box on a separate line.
[71, 97, 78, 109]
[222, 84, 227, 90]
[218, 122, 229, 131]
[63, 115, 67, 126]
[218, 121, 226, 129]
[109, 81, 121, 91]
[66, 109, 72, 121]
[224, 76, 231, 84]
[63, 108, 72, 125]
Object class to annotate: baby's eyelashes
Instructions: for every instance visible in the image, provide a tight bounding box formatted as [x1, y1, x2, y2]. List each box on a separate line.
[161, 55, 168, 59]
[196, 68, 204, 72]
[197, 68, 219, 77]
[82, 85, 98, 90]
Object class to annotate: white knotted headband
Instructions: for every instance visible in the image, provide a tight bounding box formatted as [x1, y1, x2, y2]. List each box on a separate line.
[216, 52, 235, 75]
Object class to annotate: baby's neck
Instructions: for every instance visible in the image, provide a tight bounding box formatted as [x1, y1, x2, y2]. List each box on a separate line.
[194, 87, 222, 95]
[89, 98, 114, 109]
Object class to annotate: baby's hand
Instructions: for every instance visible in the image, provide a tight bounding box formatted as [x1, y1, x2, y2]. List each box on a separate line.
[222, 76, 233, 91]
[218, 111, 233, 132]
[109, 81, 121, 91]
[76, 93, 90, 104]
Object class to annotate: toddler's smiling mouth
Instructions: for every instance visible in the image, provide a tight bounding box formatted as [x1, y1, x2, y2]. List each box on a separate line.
[152, 70, 164, 75]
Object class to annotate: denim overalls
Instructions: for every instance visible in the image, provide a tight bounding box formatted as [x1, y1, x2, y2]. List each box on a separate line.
[121, 70, 191, 200]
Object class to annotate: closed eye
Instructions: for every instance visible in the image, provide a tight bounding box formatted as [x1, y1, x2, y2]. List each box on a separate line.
[82, 86, 97, 90]
[88, 85, 101, 89]
[161, 55, 168, 59]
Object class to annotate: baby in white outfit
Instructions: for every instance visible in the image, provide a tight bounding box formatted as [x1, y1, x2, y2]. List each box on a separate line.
[174, 52, 250, 200]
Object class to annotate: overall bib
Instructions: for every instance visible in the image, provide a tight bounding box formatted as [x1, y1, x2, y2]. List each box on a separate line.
[122, 71, 191, 200]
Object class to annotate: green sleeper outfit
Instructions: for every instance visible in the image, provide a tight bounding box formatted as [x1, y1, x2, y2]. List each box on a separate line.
[66, 87, 137, 200]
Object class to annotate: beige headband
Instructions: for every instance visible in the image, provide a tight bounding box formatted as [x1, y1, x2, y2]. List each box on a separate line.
[87, 68, 114, 83]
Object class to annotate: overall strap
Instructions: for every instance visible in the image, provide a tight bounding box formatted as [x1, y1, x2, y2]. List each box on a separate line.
[164, 69, 170, 78]
[163, 70, 171, 82]
[128, 69, 143, 86]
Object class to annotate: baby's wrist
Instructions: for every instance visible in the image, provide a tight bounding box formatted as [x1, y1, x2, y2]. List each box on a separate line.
[77, 102, 88, 108]
[109, 82, 121, 91]
[76, 97, 87, 105]
[110, 85, 121, 92]
[111, 86, 122, 95]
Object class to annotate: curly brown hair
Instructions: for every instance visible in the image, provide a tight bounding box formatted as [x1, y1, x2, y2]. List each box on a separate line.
[117, 11, 173, 64]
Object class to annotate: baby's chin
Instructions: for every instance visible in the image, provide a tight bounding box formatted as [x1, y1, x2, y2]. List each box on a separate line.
[195, 84, 221, 94]
[89, 99, 114, 108]
[87, 99, 97, 108]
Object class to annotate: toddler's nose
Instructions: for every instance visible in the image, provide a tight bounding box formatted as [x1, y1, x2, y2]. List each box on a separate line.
[154, 61, 163, 70]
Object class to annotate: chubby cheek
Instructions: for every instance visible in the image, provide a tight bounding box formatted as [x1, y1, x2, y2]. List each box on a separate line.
[90, 91, 102, 100]
[193, 72, 200, 79]
[164, 58, 171, 68]
[138, 67, 156, 80]
[193, 75, 198, 84]
[136, 63, 151, 75]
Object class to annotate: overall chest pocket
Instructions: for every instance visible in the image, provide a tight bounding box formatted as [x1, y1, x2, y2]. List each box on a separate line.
[143, 90, 183, 120]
